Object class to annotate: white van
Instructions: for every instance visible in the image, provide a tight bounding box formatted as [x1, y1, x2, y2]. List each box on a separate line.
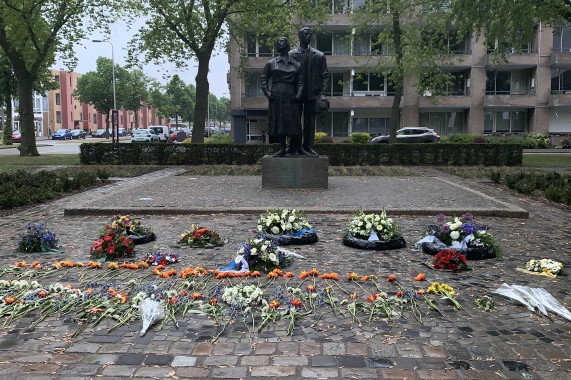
[148, 125, 171, 142]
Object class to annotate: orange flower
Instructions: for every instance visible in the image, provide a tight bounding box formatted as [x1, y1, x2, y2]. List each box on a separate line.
[284, 272, 294, 278]
[416, 289, 426, 295]
[329, 272, 340, 281]
[64, 284, 74, 289]
[250, 271, 261, 277]
[267, 272, 279, 279]
[52, 262, 62, 269]
[361, 276, 370, 281]
[349, 292, 358, 299]
[347, 272, 359, 281]
[37, 290, 48, 298]
[14, 261, 27, 267]
[167, 297, 178, 305]
[75, 262, 85, 267]
[367, 294, 380, 302]
[209, 298, 218, 306]
[119, 262, 129, 268]
[179, 290, 188, 297]
[321, 273, 331, 279]
[159, 272, 170, 278]
[138, 261, 149, 269]
[290, 298, 303, 308]
[153, 268, 161, 275]
[191, 292, 203, 300]
[387, 274, 397, 282]
[309, 268, 320, 276]
[90, 308, 104, 313]
[107, 262, 119, 270]
[30, 261, 40, 267]
[306, 285, 316, 292]
[324, 287, 332, 293]
[4, 296, 16, 304]
[85, 288, 94, 294]
[298, 271, 309, 279]
[269, 300, 280, 309]
[414, 273, 426, 281]
[243, 271, 251, 276]
[128, 263, 138, 269]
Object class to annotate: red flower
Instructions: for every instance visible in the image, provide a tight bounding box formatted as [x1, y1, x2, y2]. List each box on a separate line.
[414, 273, 426, 281]
[107, 247, 115, 254]
[126, 247, 132, 255]
[103, 235, 112, 241]
[349, 292, 358, 299]
[159, 259, 168, 266]
[269, 300, 280, 309]
[290, 299, 303, 308]
[387, 274, 396, 282]
[448, 264, 458, 271]
[209, 298, 218, 306]
[396, 289, 403, 298]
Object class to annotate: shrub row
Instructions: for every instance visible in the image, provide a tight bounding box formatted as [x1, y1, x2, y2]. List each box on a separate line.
[80, 143, 523, 166]
[0, 169, 107, 210]
[440, 133, 550, 148]
[489, 170, 570, 205]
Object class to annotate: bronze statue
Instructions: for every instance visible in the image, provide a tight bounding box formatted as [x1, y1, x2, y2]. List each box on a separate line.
[260, 37, 304, 156]
[290, 27, 330, 155]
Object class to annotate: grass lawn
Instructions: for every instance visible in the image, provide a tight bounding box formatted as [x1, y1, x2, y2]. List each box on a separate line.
[0, 154, 80, 173]
[522, 154, 571, 168]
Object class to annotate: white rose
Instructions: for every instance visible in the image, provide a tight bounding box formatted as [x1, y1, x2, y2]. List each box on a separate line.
[234, 255, 242, 264]
[381, 220, 387, 225]
[288, 216, 295, 223]
[266, 220, 271, 227]
[285, 223, 292, 230]
[271, 226, 280, 234]
[450, 231, 460, 240]
[250, 248, 257, 255]
[269, 253, 277, 263]
[451, 240, 460, 246]
[366, 223, 372, 230]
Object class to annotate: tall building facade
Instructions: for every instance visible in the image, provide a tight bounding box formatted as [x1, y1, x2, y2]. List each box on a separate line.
[228, 13, 571, 143]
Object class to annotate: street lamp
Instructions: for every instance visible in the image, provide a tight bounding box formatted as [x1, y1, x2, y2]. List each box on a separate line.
[92, 39, 116, 141]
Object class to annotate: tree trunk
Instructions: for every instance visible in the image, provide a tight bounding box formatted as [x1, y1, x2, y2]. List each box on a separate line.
[191, 53, 211, 143]
[135, 109, 139, 129]
[105, 114, 110, 138]
[2, 96, 13, 145]
[389, 11, 404, 145]
[17, 74, 39, 156]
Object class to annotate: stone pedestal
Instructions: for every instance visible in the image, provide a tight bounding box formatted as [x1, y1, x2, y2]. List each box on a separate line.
[261, 155, 328, 188]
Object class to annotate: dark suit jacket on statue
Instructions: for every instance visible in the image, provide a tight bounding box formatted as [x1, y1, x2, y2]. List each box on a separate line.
[289, 46, 330, 151]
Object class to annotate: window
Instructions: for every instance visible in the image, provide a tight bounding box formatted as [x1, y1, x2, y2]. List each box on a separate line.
[245, 72, 264, 97]
[33, 96, 41, 112]
[326, 72, 348, 96]
[486, 70, 531, 95]
[246, 33, 274, 57]
[54, 75, 60, 83]
[312, 31, 350, 55]
[551, 69, 571, 93]
[420, 71, 467, 96]
[352, 117, 390, 135]
[120, 115, 124, 125]
[419, 111, 465, 135]
[70, 95, 73, 104]
[55, 93, 61, 105]
[352, 72, 394, 95]
[332, 0, 349, 13]
[56, 111, 62, 123]
[353, 33, 383, 56]
[422, 30, 469, 54]
[553, 24, 571, 52]
[246, 116, 267, 142]
[486, 37, 534, 54]
[93, 114, 97, 124]
[484, 110, 527, 133]
[317, 112, 349, 137]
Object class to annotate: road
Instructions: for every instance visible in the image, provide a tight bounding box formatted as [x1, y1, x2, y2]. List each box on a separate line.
[0, 137, 121, 155]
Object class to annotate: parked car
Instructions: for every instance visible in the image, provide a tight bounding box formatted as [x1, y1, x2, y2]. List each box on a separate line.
[118, 128, 128, 137]
[92, 129, 107, 138]
[11, 130, 21, 143]
[70, 129, 87, 139]
[131, 129, 160, 143]
[368, 127, 440, 143]
[148, 125, 171, 142]
[52, 128, 72, 140]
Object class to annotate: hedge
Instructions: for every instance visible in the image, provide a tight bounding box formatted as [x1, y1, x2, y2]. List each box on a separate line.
[79, 143, 523, 166]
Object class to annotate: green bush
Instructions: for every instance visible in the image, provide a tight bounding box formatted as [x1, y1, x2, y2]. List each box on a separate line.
[489, 170, 502, 184]
[522, 133, 550, 149]
[351, 132, 370, 144]
[442, 134, 479, 144]
[205, 134, 234, 144]
[314, 132, 327, 143]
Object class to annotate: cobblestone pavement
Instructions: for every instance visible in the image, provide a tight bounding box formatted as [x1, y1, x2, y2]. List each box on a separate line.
[0, 168, 569, 379]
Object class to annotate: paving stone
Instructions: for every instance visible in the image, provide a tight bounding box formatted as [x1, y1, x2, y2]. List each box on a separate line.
[341, 368, 380, 379]
[211, 366, 247, 378]
[322, 342, 345, 355]
[251, 366, 296, 377]
[277, 341, 299, 355]
[241, 355, 270, 366]
[382, 368, 416, 379]
[337, 355, 367, 367]
[56, 364, 100, 376]
[347, 342, 368, 356]
[212, 342, 234, 355]
[143, 353, 174, 366]
[311, 355, 337, 367]
[234, 342, 253, 355]
[169, 341, 196, 355]
[417, 369, 459, 379]
[301, 367, 338, 378]
[82, 353, 118, 364]
[86, 334, 122, 343]
[192, 342, 213, 355]
[134, 367, 174, 378]
[203, 355, 238, 366]
[101, 365, 137, 377]
[422, 344, 448, 358]
[172, 356, 197, 367]
[49, 353, 84, 364]
[65, 343, 100, 353]
[176, 367, 210, 378]
[272, 355, 309, 366]
[115, 353, 145, 365]
[20, 363, 60, 374]
[97, 343, 130, 354]
[10, 353, 52, 363]
[255, 342, 277, 355]
[299, 342, 321, 356]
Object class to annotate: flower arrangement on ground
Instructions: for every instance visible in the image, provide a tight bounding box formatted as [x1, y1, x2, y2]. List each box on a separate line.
[142, 251, 179, 266]
[342, 209, 406, 250]
[475, 295, 495, 312]
[257, 208, 312, 235]
[90, 232, 135, 261]
[416, 213, 500, 259]
[17, 223, 60, 253]
[222, 284, 264, 307]
[233, 238, 293, 272]
[433, 249, 470, 272]
[177, 225, 225, 248]
[525, 259, 563, 275]
[427, 282, 462, 309]
[99, 215, 155, 245]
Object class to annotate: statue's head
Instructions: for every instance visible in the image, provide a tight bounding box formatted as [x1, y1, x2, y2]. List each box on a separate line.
[298, 27, 312, 45]
[276, 37, 290, 51]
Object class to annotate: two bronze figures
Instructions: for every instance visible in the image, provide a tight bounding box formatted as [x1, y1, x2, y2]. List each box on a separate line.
[260, 27, 330, 157]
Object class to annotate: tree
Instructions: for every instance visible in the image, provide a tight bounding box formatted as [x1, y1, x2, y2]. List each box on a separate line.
[451, 0, 570, 54]
[123, 69, 150, 130]
[127, 0, 329, 143]
[0, 53, 17, 145]
[0, 0, 114, 155]
[73, 57, 131, 137]
[165, 75, 195, 127]
[351, 0, 459, 143]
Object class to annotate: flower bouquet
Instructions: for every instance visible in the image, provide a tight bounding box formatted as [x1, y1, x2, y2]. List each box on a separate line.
[342, 209, 406, 250]
[17, 223, 60, 253]
[524, 259, 564, 276]
[228, 238, 297, 272]
[142, 251, 179, 266]
[432, 249, 471, 272]
[257, 208, 317, 245]
[100, 215, 155, 245]
[416, 213, 499, 260]
[221, 284, 264, 307]
[90, 232, 135, 261]
[177, 225, 226, 248]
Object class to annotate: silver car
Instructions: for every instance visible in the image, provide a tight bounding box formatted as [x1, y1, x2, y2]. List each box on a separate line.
[369, 127, 440, 143]
[131, 129, 160, 143]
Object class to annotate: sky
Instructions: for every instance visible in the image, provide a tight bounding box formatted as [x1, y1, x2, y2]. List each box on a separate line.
[53, 19, 231, 98]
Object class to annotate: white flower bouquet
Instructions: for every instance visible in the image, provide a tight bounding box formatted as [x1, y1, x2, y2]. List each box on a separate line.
[525, 259, 564, 275]
[257, 208, 317, 245]
[346, 209, 401, 241]
[234, 238, 293, 272]
[222, 284, 264, 307]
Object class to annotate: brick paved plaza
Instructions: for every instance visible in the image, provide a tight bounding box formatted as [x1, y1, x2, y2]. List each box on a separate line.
[0, 168, 569, 379]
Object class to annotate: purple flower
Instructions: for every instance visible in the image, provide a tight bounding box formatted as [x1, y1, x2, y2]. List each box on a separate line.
[461, 213, 474, 221]
[440, 224, 450, 233]
[461, 223, 478, 235]
[435, 214, 447, 223]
